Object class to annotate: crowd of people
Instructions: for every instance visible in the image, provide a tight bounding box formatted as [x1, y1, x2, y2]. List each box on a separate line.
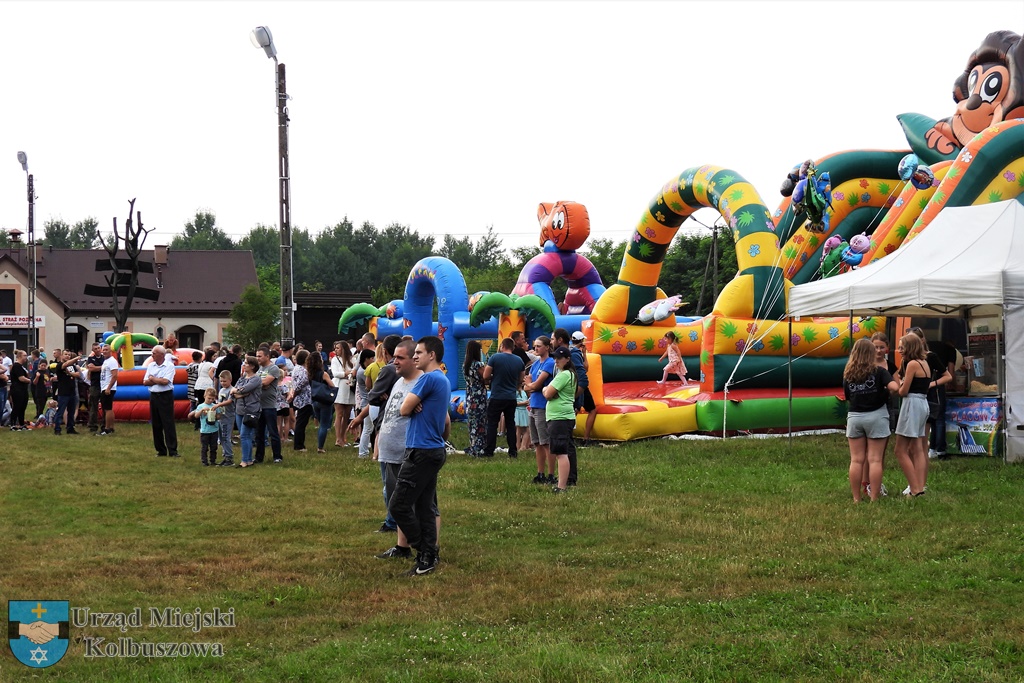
[2, 329, 610, 576]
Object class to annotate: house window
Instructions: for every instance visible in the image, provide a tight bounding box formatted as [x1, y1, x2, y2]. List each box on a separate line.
[0, 289, 14, 315]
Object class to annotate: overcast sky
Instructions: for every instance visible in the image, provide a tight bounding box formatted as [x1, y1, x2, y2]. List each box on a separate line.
[1, 1, 1018, 254]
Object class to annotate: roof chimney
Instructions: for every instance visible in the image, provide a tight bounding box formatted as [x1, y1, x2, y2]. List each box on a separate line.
[154, 245, 168, 265]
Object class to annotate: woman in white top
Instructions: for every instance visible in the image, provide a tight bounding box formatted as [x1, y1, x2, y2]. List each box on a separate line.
[330, 340, 356, 447]
[193, 348, 217, 403]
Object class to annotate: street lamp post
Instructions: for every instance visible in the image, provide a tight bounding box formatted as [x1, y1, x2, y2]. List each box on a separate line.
[250, 25, 294, 345]
[16, 151, 37, 350]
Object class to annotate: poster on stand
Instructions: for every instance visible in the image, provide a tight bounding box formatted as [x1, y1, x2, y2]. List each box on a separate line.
[946, 397, 1003, 457]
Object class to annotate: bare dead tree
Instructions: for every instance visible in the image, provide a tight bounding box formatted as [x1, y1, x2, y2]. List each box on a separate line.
[96, 198, 154, 333]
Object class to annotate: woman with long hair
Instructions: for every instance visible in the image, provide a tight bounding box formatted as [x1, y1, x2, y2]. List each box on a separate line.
[305, 349, 335, 453]
[907, 327, 953, 465]
[542, 346, 578, 493]
[463, 340, 488, 457]
[843, 338, 898, 502]
[331, 340, 356, 447]
[894, 334, 931, 496]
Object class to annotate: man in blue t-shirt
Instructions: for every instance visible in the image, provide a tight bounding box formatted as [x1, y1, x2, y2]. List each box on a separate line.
[526, 336, 556, 484]
[392, 335, 451, 576]
[481, 337, 525, 458]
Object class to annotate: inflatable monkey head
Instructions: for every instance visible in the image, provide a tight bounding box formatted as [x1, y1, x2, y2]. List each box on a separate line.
[947, 30, 1024, 147]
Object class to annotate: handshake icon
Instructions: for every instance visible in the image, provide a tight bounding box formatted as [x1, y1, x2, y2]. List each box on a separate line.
[18, 621, 60, 644]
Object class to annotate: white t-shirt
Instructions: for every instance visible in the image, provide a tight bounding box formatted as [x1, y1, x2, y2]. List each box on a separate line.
[194, 361, 216, 391]
[101, 356, 120, 391]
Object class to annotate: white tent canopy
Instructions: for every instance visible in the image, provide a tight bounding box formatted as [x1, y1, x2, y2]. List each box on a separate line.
[787, 199, 1024, 463]
[787, 200, 1024, 318]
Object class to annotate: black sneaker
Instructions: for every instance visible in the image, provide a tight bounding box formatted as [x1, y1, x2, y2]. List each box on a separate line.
[273, 458, 283, 463]
[508, 450, 518, 459]
[376, 545, 413, 560]
[552, 487, 566, 494]
[546, 474, 557, 485]
[67, 428, 80, 435]
[374, 523, 397, 533]
[218, 460, 234, 467]
[532, 473, 547, 484]
[406, 552, 438, 576]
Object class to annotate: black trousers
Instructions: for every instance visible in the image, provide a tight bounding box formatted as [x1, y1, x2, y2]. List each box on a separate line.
[149, 391, 178, 456]
[293, 404, 313, 450]
[484, 398, 518, 456]
[11, 388, 29, 426]
[389, 447, 446, 554]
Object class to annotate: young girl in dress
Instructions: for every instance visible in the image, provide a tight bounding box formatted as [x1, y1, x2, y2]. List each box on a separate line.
[657, 331, 689, 385]
[515, 376, 531, 454]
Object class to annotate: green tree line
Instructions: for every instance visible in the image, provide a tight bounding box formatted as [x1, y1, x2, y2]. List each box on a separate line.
[38, 211, 738, 316]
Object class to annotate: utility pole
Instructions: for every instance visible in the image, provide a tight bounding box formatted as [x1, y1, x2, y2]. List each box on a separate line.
[251, 26, 294, 345]
[276, 60, 294, 344]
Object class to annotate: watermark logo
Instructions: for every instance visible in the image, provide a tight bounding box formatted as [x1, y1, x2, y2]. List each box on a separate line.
[8, 601, 70, 668]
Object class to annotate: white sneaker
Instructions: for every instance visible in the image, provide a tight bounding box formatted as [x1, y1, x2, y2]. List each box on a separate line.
[880, 483, 888, 497]
[902, 485, 912, 496]
[495, 447, 508, 453]
[928, 449, 939, 459]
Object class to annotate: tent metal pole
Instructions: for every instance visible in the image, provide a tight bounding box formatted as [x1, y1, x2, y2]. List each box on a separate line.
[788, 316, 793, 448]
[1000, 313, 1006, 463]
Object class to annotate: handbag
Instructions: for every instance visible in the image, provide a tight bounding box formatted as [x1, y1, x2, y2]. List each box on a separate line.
[242, 413, 260, 428]
[312, 381, 338, 405]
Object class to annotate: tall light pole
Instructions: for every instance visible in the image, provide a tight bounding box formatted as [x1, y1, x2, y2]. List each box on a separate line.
[16, 151, 37, 350]
[250, 25, 294, 344]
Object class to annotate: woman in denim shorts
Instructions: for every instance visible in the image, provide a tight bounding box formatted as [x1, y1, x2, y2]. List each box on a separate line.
[844, 338, 898, 502]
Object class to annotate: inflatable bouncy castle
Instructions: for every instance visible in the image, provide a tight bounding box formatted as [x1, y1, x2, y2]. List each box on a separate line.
[342, 29, 1024, 439]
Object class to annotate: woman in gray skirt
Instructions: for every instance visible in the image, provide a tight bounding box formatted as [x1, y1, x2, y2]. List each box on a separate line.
[894, 334, 932, 497]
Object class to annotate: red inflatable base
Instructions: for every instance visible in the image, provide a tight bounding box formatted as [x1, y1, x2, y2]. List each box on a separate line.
[112, 400, 192, 421]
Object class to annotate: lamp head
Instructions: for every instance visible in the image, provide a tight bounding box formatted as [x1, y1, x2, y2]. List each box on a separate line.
[250, 26, 277, 60]
[17, 151, 27, 172]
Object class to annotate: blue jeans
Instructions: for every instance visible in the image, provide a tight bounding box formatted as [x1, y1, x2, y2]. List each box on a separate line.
[54, 393, 78, 432]
[236, 413, 255, 465]
[0, 387, 8, 424]
[379, 461, 398, 530]
[358, 406, 379, 456]
[219, 417, 234, 460]
[315, 402, 332, 449]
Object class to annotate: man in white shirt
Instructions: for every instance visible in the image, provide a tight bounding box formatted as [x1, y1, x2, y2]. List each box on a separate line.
[98, 343, 120, 436]
[143, 345, 178, 457]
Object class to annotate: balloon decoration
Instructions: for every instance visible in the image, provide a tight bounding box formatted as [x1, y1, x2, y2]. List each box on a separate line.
[781, 160, 833, 233]
[840, 233, 871, 268]
[897, 153, 919, 180]
[910, 165, 935, 190]
[637, 295, 685, 324]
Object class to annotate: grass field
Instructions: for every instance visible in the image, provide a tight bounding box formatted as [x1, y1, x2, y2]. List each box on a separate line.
[2, 419, 1023, 682]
